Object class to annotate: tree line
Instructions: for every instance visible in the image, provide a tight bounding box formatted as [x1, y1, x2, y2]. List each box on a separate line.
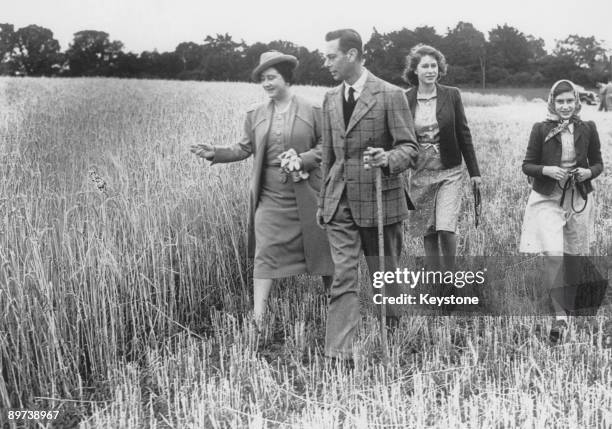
[1, 22, 610, 87]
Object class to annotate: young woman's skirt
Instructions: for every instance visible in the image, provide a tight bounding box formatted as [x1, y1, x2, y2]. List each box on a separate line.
[519, 183, 594, 255]
[408, 144, 465, 236]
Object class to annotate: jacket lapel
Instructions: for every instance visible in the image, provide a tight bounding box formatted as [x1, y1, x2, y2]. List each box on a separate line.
[346, 75, 377, 134]
[287, 95, 298, 145]
[435, 84, 449, 120]
[406, 88, 417, 118]
[334, 85, 344, 132]
[255, 102, 274, 153]
[573, 121, 585, 159]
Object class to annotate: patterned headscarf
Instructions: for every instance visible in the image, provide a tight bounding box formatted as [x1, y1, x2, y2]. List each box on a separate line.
[544, 79, 582, 142]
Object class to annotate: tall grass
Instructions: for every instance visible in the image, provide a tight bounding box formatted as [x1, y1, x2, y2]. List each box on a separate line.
[0, 77, 611, 427]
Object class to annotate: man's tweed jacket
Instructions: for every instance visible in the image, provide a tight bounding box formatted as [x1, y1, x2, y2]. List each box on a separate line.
[318, 71, 419, 226]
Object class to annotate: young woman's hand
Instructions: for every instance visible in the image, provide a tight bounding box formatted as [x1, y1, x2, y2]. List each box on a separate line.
[542, 166, 568, 181]
[190, 143, 215, 161]
[571, 167, 592, 182]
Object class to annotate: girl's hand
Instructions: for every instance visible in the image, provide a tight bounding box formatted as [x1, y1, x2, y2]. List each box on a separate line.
[542, 166, 568, 181]
[571, 167, 592, 182]
[190, 143, 215, 161]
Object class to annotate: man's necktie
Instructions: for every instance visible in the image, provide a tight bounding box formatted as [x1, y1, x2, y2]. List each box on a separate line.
[344, 86, 356, 128]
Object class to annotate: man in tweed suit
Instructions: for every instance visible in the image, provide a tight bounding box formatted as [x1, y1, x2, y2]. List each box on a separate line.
[317, 29, 419, 361]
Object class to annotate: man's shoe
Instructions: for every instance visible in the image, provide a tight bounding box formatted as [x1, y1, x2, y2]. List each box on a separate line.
[328, 356, 355, 372]
[549, 320, 568, 344]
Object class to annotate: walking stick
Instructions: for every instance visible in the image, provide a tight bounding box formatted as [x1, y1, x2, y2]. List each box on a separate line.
[375, 167, 390, 365]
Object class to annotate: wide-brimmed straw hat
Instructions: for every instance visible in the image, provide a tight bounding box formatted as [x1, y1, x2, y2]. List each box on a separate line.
[251, 50, 298, 81]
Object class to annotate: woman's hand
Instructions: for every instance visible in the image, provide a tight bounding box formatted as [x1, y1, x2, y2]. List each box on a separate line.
[542, 166, 568, 181]
[279, 149, 303, 171]
[470, 176, 482, 189]
[190, 143, 215, 161]
[571, 167, 592, 182]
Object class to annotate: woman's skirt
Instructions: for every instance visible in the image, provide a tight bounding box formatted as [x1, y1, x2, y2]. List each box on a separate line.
[253, 165, 308, 279]
[519, 183, 594, 255]
[408, 144, 465, 236]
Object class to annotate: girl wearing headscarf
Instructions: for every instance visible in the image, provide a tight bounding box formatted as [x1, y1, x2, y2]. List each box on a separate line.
[520, 79, 603, 342]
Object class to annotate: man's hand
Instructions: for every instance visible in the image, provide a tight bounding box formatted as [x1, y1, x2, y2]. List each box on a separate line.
[316, 208, 326, 229]
[363, 147, 389, 168]
[470, 176, 482, 189]
[190, 143, 215, 161]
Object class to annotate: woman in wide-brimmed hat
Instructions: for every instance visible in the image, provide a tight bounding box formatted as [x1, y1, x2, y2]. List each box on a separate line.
[520, 79, 603, 342]
[191, 51, 333, 328]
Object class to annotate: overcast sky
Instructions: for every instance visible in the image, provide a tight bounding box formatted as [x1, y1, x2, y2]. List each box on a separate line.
[3, 0, 611, 54]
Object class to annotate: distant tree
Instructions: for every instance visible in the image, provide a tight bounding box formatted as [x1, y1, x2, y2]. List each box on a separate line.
[533, 55, 579, 83]
[296, 48, 331, 86]
[199, 33, 246, 80]
[155, 52, 183, 78]
[553, 35, 606, 68]
[66, 30, 124, 76]
[241, 40, 329, 85]
[363, 28, 393, 82]
[121, 50, 183, 79]
[266, 40, 299, 56]
[175, 41, 205, 73]
[242, 42, 269, 80]
[381, 28, 422, 84]
[0, 23, 16, 74]
[526, 35, 547, 61]
[0, 24, 15, 60]
[114, 52, 143, 77]
[262, 40, 329, 85]
[488, 24, 532, 73]
[413, 26, 444, 48]
[364, 27, 443, 85]
[12, 25, 62, 75]
[442, 22, 487, 87]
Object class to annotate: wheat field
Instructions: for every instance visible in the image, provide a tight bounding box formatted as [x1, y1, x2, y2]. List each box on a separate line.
[1, 77, 611, 428]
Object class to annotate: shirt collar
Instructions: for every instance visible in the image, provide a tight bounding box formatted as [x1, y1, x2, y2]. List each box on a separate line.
[417, 85, 437, 101]
[344, 68, 368, 99]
